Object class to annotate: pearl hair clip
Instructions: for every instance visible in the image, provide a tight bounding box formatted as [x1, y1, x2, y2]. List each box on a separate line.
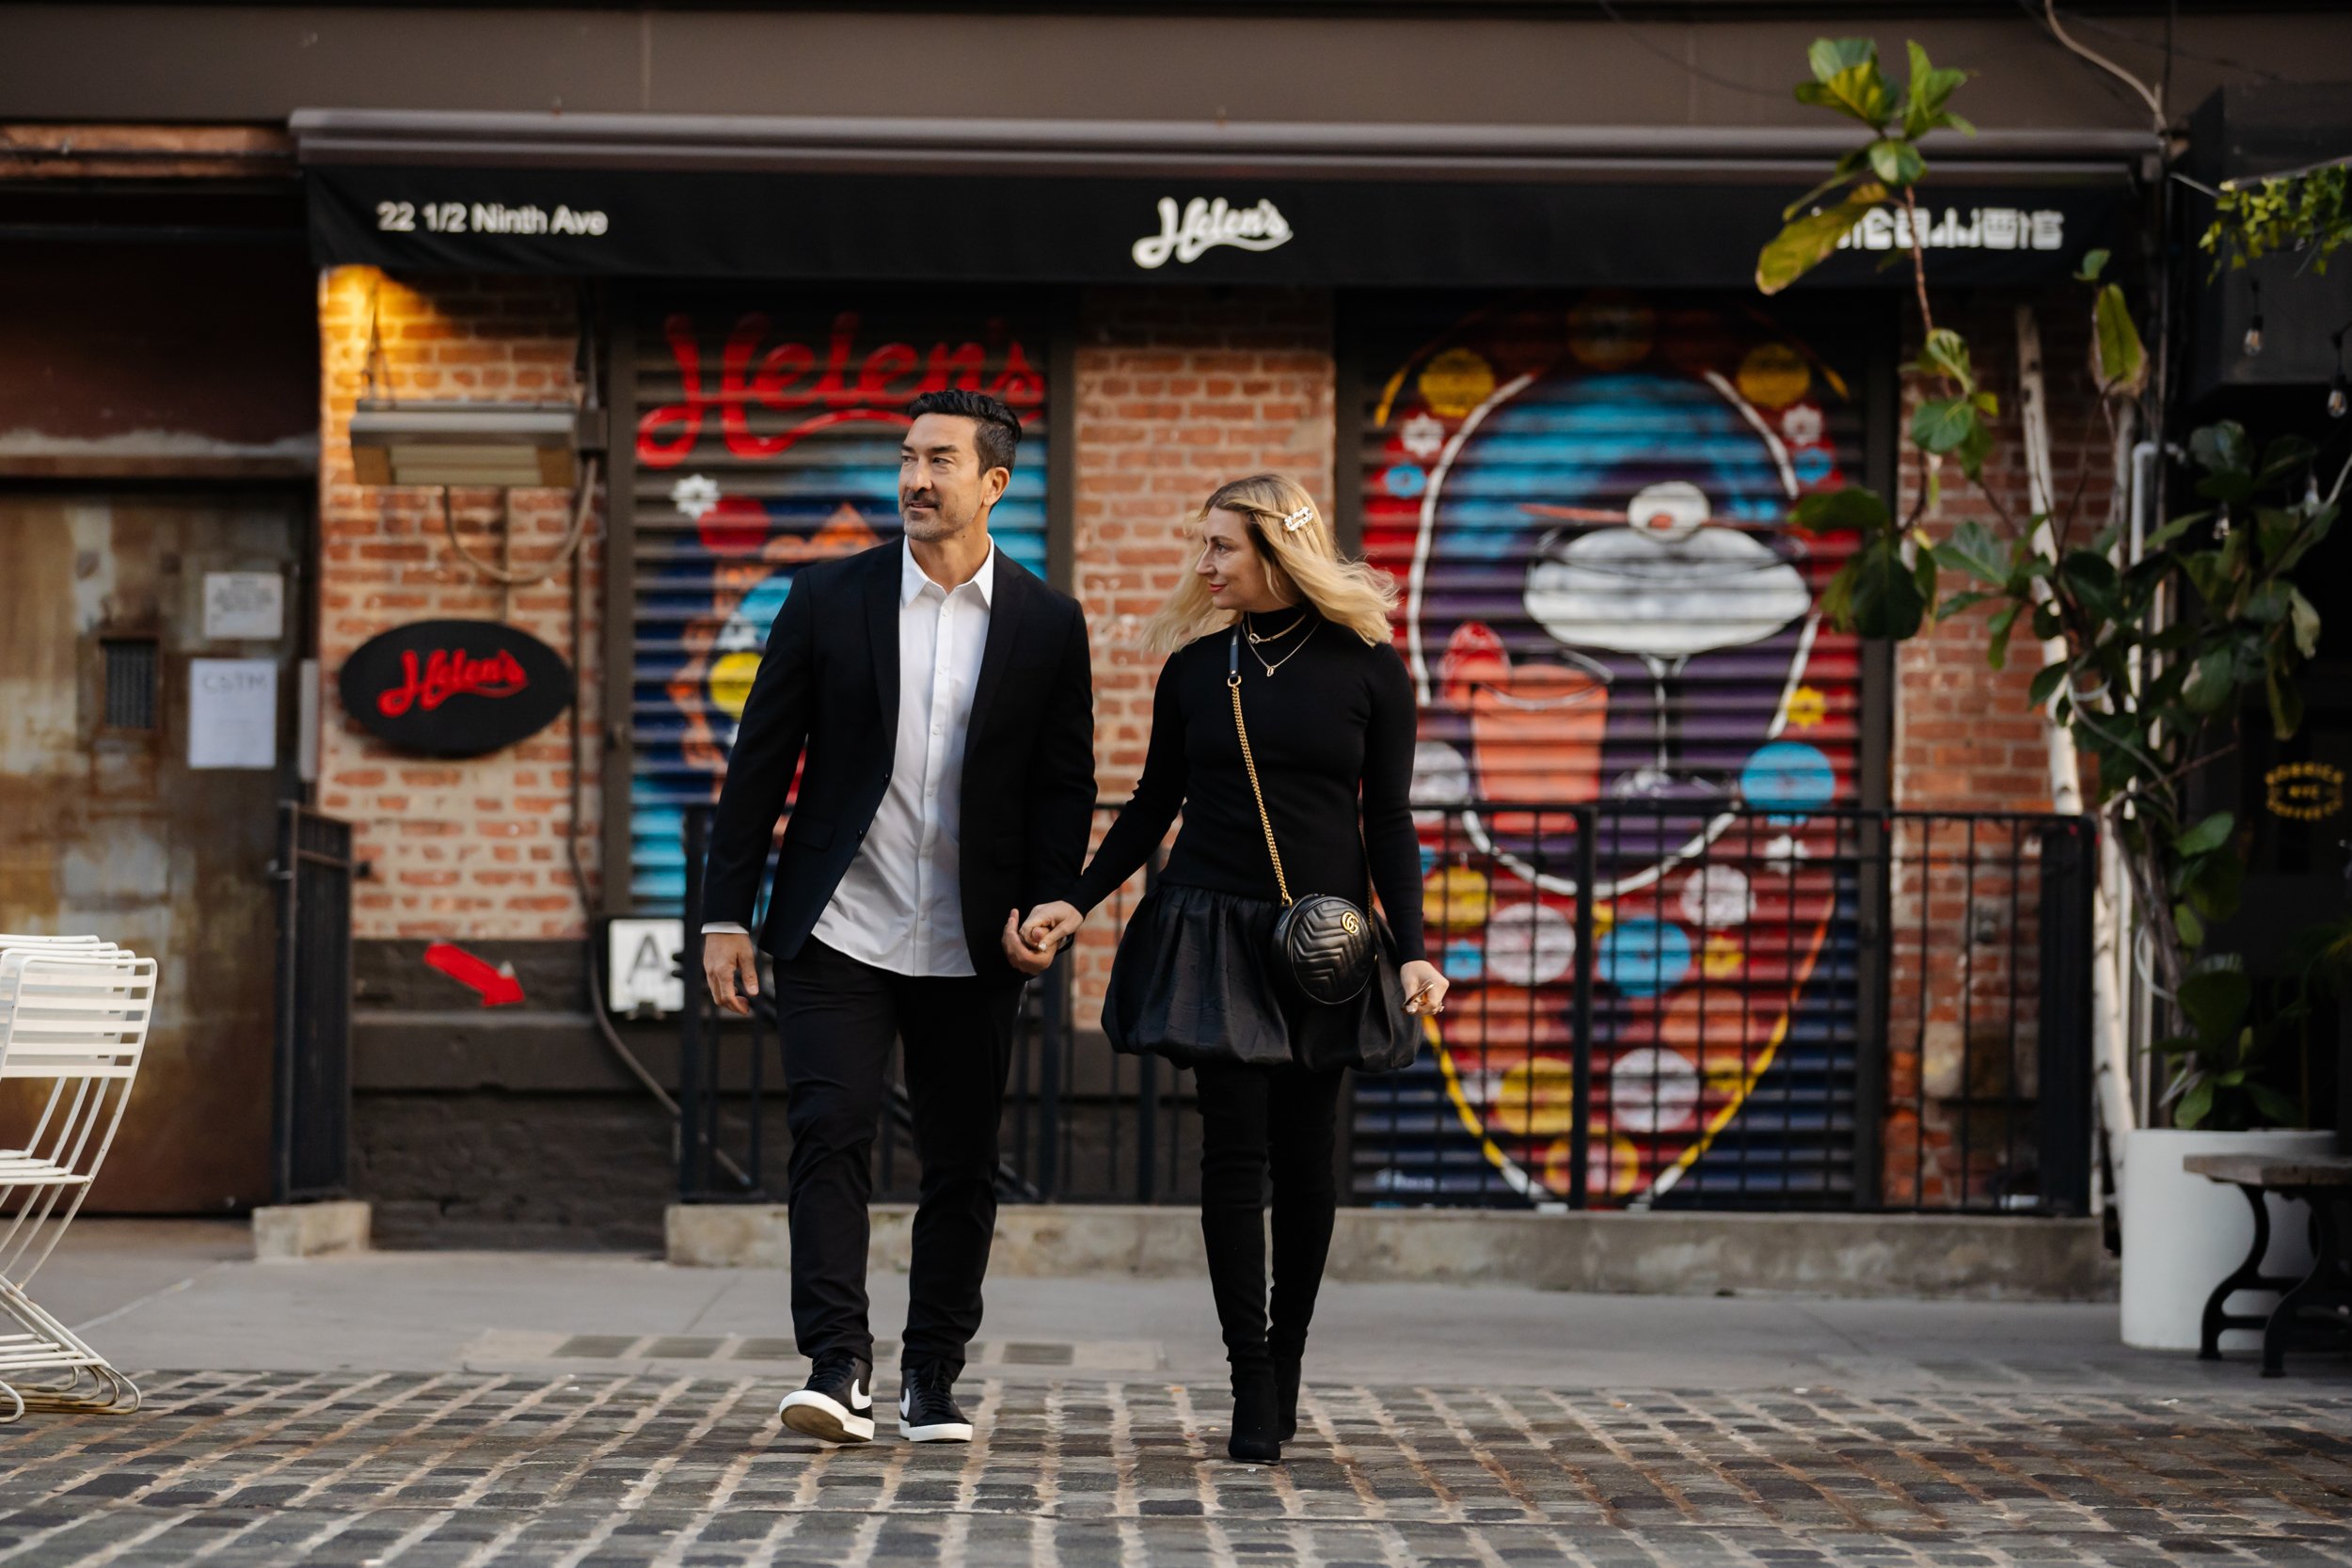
[1280, 504, 1314, 532]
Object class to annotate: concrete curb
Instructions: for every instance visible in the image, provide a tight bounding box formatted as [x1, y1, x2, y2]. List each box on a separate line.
[252, 1200, 372, 1260]
[666, 1203, 2119, 1302]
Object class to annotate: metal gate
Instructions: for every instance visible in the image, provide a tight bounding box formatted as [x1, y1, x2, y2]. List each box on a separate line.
[1353, 290, 1881, 1207]
[273, 803, 355, 1203]
[620, 293, 1055, 911]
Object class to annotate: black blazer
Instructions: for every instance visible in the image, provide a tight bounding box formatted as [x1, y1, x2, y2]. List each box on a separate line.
[703, 541, 1096, 987]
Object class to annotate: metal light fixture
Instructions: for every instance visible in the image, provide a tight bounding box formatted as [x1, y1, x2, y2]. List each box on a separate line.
[348, 401, 603, 488]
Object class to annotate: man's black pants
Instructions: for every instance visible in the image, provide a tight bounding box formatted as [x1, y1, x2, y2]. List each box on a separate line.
[773, 938, 1019, 1379]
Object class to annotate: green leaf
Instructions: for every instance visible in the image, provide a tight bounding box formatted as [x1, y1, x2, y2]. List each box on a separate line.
[2268, 664, 2305, 739]
[1986, 601, 2021, 669]
[1900, 40, 1970, 141]
[2092, 283, 2148, 397]
[2076, 247, 2111, 282]
[1912, 397, 1980, 454]
[1797, 54, 1895, 126]
[2174, 1079, 2216, 1130]
[1955, 416, 1994, 482]
[1789, 484, 1892, 535]
[2178, 959, 2251, 1049]
[2026, 657, 2070, 709]
[1933, 589, 1995, 621]
[2175, 901, 2205, 949]
[2182, 646, 2240, 715]
[1866, 136, 1926, 186]
[1807, 37, 1878, 84]
[1915, 327, 1974, 387]
[1836, 534, 1931, 640]
[2060, 549, 2121, 621]
[2247, 1083, 2301, 1128]
[2175, 811, 2235, 858]
[2144, 509, 2211, 552]
[1756, 182, 1890, 294]
[2290, 587, 2322, 658]
[1931, 517, 2009, 584]
[1780, 148, 1874, 223]
[2187, 848, 2244, 922]
[2190, 420, 2251, 477]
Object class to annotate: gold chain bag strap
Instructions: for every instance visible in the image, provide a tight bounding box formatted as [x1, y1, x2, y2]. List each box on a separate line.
[1227, 629, 1378, 1005]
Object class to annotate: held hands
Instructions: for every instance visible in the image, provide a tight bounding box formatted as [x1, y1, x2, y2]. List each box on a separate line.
[703, 931, 760, 1017]
[1399, 958, 1449, 1016]
[1002, 903, 1077, 977]
[1000, 900, 1083, 976]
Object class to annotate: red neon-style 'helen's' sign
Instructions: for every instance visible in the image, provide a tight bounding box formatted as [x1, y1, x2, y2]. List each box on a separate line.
[375, 647, 531, 717]
[636, 309, 1045, 469]
[339, 620, 574, 759]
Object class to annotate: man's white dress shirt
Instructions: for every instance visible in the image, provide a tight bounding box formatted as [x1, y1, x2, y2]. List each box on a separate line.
[705, 540, 995, 977]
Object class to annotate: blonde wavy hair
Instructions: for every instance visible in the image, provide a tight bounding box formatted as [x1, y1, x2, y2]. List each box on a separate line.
[1140, 474, 1399, 655]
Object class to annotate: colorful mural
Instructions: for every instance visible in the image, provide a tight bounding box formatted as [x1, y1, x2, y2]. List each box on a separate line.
[627, 303, 1051, 907]
[1356, 292, 1871, 1207]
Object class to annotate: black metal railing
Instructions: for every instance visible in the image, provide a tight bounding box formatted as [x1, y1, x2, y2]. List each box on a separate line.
[272, 803, 356, 1205]
[674, 800, 2094, 1216]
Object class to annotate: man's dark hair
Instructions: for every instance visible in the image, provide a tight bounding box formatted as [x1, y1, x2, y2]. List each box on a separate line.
[905, 388, 1022, 478]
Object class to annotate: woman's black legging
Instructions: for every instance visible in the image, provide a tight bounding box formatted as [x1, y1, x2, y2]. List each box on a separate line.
[1192, 1060, 1345, 1366]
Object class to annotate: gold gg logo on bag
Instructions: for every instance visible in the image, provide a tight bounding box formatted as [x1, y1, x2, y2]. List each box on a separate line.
[1341, 911, 1361, 936]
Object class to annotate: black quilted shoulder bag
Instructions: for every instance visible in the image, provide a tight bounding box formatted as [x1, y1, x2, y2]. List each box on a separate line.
[1227, 630, 1378, 1006]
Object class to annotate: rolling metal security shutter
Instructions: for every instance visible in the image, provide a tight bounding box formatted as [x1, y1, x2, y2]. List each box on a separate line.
[1352, 291, 1874, 1209]
[625, 296, 1052, 909]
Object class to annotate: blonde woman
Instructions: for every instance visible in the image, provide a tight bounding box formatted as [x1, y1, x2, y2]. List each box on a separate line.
[1015, 475, 1447, 1463]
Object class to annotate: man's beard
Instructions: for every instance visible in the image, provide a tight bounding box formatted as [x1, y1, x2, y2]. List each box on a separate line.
[900, 493, 968, 540]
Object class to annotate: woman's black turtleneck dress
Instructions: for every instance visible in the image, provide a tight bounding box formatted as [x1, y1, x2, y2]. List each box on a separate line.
[1068, 607, 1427, 1381]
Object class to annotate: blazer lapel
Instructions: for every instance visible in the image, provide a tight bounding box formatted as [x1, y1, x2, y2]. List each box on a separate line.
[865, 546, 902, 736]
[965, 555, 1027, 745]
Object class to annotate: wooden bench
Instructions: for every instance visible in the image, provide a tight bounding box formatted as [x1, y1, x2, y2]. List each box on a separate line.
[2183, 1151, 2352, 1377]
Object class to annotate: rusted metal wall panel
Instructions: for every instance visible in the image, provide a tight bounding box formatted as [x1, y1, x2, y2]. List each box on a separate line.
[0, 493, 301, 1211]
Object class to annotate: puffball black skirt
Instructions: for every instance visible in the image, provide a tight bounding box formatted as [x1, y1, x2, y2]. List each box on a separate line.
[1102, 881, 1421, 1073]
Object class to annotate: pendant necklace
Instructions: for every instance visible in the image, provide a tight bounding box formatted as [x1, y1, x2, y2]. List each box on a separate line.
[1247, 617, 1317, 677]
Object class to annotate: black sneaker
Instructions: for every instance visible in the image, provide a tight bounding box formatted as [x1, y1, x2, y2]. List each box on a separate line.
[898, 1362, 974, 1443]
[780, 1353, 875, 1444]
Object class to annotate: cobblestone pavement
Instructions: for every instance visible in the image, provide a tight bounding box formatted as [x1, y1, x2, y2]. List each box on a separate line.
[2, 1370, 2348, 1566]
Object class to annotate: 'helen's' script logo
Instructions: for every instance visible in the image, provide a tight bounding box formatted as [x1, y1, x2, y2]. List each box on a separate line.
[1132, 198, 1294, 269]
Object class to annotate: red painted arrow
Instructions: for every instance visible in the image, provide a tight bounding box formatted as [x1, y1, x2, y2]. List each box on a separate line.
[423, 942, 525, 1007]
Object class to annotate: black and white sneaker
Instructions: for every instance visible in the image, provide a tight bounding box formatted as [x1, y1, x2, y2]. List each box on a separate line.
[779, 1353, 875, 1444]
[898, 1363, 974, 1443]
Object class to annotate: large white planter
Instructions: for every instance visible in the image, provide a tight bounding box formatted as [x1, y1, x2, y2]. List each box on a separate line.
[2119, 1126, 2335, 1351]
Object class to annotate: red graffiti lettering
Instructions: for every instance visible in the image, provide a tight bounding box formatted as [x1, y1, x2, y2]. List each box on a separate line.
[377, 647, 530, 717]
[636, 310, 1044, 469]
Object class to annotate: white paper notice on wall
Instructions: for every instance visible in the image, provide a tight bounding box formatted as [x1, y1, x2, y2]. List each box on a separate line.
[188, 658, 278, 770]
[202, 572, 285, 641]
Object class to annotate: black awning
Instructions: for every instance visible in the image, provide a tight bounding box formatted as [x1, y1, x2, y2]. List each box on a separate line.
[297, 111, 2144, 289]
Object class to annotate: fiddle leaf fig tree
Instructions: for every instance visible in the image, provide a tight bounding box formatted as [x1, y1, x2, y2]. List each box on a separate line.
[1756, 38, 2342, 1130]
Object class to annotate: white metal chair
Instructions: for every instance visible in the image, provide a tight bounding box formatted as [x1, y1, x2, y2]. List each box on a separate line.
[0, 950, 157, 1418]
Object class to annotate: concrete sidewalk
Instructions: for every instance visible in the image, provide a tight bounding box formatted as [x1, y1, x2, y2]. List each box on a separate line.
[38, 1218, 2345, 1395]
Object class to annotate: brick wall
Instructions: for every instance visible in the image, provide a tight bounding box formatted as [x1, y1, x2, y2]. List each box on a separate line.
[1065, 286, 1337, 1025]
[1883, 287, 2121, 1209]
[317, 268, 602, 942]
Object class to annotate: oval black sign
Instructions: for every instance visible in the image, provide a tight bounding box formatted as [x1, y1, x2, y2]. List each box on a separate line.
[338, 619, 574, 758]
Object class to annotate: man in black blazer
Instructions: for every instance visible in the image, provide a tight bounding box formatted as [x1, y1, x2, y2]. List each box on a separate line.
[701, 388, 1094, 1446]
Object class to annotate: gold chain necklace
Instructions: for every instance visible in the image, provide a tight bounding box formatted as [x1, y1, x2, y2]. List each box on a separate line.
[1245, 610, 1309, 645]
[1248, 618, 1317, 677]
